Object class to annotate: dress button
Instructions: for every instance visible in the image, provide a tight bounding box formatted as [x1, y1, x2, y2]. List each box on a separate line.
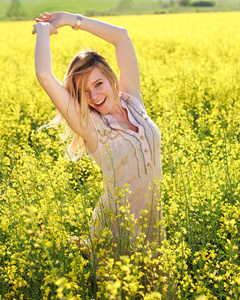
[147, 163, 151, 167]
[140, 136, 144, 139]
[144, 149, 149, 153]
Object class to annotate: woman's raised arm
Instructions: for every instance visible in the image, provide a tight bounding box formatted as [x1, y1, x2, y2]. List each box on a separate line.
[32, 22, 96, 142]
[37, 12, 143, 105]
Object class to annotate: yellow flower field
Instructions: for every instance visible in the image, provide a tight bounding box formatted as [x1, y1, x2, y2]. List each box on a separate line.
[0, 12, 240, 299]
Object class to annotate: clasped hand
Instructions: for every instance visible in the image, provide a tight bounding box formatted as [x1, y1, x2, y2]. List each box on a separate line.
[32, 12, 73, 35]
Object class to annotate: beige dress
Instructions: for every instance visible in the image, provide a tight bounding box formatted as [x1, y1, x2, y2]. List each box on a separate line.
[86, 91, 162, 244]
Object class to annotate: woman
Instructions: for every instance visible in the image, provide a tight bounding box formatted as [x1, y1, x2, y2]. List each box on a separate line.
[32, 12, 163, 254]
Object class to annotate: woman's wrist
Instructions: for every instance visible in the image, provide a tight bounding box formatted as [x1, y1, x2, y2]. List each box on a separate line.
[35, 22, 51, 33]
[62, 13, 83, 28]
[63, 13, 77, 27]
[34, 22, 57, 36]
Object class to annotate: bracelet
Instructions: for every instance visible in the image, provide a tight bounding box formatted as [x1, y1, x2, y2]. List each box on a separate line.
[72, 14, 82, 30]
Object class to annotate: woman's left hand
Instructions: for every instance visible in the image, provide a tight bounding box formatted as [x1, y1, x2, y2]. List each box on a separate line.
[35, 12, 76, 29]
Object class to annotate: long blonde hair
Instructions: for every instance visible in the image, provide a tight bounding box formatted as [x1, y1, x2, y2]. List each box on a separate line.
[44, 49, 119, 160]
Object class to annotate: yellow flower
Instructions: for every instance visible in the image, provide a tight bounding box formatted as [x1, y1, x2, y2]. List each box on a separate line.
[195, 296, 208, 300]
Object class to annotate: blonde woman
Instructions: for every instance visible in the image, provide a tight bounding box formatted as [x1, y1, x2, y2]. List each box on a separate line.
[32, 12, 163, 253]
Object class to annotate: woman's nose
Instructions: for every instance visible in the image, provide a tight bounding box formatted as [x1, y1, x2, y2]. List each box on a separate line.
[89, 89, 98, 100]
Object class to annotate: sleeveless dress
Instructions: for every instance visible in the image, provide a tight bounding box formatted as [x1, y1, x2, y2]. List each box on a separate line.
[85, 91, 162, 244]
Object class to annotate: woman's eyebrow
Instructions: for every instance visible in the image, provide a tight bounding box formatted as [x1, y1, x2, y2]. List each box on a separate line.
[91, 78, 103, 85]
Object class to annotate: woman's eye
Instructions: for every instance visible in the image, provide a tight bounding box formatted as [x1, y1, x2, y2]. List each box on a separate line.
[96, 82, 102, 87]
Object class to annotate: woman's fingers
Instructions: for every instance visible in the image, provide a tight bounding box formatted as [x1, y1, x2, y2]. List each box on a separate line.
[39, 13, 48, 21]
[44, 12, 51, 18]
[32, 24, 37, 34]
[35, 18, 43, 23]
[51, 25, 58, 35]
[37, 13, 51, 23]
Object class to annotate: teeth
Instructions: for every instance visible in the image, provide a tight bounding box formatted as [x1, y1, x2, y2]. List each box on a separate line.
[96, 97, 106, 106]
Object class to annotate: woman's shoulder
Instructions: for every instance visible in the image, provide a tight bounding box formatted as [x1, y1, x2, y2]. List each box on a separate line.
[119, 91, 145, 110]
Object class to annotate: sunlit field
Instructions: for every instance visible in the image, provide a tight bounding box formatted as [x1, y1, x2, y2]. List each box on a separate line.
[0, 12, 240, 299]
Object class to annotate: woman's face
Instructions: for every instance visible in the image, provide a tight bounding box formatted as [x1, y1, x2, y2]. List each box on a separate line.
[84, 67, 118, 114]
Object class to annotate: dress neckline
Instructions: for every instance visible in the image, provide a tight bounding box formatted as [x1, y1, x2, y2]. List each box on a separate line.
[103, 99, 139, 134]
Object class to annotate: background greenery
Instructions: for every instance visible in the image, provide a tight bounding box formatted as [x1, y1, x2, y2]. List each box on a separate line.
[1, 0, 240, 21]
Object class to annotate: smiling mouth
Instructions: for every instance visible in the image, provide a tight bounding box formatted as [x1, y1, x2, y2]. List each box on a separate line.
[95, 97, 107, 107]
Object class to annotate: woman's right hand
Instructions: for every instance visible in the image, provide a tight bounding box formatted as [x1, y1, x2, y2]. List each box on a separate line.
[35, 12, 77, 29]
